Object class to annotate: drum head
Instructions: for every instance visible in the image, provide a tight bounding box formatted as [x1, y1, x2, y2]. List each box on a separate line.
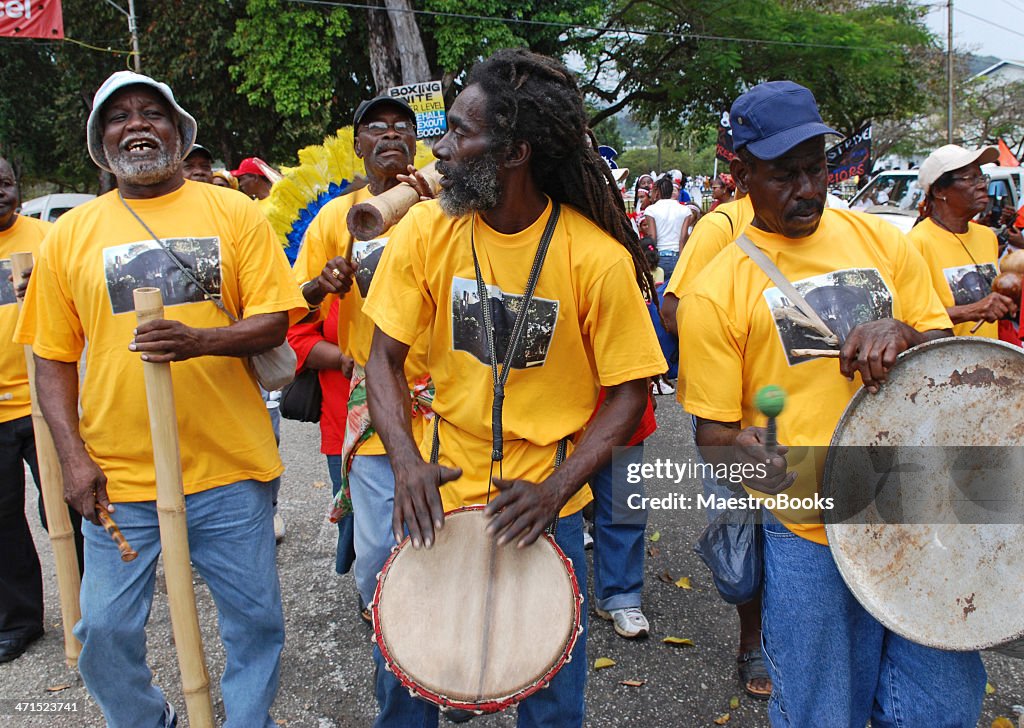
[824, 337, 1024, 652]
[372, 507, 581, 711]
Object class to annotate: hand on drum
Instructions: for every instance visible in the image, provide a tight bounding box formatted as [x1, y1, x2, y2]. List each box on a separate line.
[839, 319, 922, 394]
[484, 477, 564, 548]
[734, 427, 795, 495]
[392, 459, 462, 548]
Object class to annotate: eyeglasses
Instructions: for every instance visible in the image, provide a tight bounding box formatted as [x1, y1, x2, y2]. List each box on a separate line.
[362, 120, 415, 134]
[950, 173, 990, 187]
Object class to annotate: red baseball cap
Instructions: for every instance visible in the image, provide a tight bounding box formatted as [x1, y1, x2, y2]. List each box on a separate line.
[230, 158, 265, 178]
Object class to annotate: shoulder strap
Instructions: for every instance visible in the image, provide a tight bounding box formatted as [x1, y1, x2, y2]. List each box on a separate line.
[711, 209, 733, 235]
[734, 233, 838, 347]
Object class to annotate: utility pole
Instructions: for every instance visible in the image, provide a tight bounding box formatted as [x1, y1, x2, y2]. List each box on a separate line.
[947, 0, 954, 143]
[105, 0, 142, 72]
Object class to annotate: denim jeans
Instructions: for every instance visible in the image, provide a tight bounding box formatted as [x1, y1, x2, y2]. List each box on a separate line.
[327, 453, 356, 575]
[349, 454, 399, 607]
[761, 513, 986, 727]
[75, 479, 284, 728]
[372, 512, 589, 728]
[592, 445, 646, 611]
[658, 250, 679, 281]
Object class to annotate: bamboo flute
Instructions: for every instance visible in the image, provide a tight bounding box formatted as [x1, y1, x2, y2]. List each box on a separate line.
[11, 251, 82, 667]
[346, 161, 443, 240]
[133, 287, 214, 728]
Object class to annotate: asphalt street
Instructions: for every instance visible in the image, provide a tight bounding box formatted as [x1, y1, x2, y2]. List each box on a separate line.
[1, 400, 1022, 726]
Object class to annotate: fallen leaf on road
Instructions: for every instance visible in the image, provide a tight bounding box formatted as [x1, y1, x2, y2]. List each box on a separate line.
[620, 679, 645, 687]
[657, 570, 675, 584]
[675, 577, 692, 589]
[45, 685, 71, 693]
[662, 637, 695, 647]
[594, 657, 616, 669]
[991, 718, 1014, 728]
[713, 713, 731, 725]
[312, 480, 327, 489]
[986, 682, 996, 695]
[729, 696, 740, 709]
[650, 531, 661, 542]
[647, 546, 661, 558]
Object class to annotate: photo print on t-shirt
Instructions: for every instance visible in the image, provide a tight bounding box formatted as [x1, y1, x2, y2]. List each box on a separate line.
[450, 276, 558, 369]
[763, 267, 893, 366]
[943, 263, 996, 306]
[0, 259, 15, 306]
[352, 237, 387, 298]
[103, 237, 222, 315]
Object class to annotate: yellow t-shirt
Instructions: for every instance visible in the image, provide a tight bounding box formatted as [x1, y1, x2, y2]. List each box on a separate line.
[907, 218, 999, 338]
[15, 181, 309, 502]
[293, 186, 430, 455]
[679, 209, 952, 544]
[0, 215, 50, 423]
[364, 199, 667, 515]
[665, 195, 754, 299]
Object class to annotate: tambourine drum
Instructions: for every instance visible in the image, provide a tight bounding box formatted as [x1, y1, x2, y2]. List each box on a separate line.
[371, 506, 584, 712]
[823, 338, 1024, 658]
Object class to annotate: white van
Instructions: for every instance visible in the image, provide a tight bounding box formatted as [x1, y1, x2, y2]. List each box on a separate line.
[20, 193, 95, 223]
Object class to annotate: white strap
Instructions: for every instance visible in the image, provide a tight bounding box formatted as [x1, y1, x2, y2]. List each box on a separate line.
[734, 233, 839, 347]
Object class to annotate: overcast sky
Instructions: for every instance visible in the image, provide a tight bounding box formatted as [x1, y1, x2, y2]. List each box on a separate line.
[923, 0, 1024, 61]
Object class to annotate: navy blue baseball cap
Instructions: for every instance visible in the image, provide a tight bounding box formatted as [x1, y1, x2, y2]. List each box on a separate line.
[730, 81, 841, 160]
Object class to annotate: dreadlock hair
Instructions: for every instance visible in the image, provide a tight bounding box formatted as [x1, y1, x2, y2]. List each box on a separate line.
[466, 48, 656, 303]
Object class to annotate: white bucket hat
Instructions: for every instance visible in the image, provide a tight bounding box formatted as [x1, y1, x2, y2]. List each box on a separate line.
[918, 144, 998, 195]
[87, 71, 197, 173]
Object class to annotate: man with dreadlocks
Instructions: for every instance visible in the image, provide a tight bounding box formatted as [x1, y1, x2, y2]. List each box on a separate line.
[363, 48, 666, 726]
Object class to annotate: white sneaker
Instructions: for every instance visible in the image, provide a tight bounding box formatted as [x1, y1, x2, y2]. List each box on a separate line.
[163, 702, 178, 728]
[655, 380, 675, 395]
[582, 530, 594, 550]
[596, 606, 649, 639]
[273, 513, 286, 543]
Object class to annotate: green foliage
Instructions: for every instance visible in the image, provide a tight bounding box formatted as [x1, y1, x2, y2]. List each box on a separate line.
[229, 0, 351, 118]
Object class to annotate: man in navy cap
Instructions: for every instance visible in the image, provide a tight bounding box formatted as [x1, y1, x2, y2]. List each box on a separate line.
[677, 81, 984, 726]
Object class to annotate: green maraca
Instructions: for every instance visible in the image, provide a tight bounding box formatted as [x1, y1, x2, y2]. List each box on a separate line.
[754, 385, 786, 452]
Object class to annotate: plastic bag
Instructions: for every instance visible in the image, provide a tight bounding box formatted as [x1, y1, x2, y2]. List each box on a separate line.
[693, 507, 763, 605]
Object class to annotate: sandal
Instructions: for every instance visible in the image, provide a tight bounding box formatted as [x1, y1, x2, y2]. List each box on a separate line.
[737, 650, 772, 701]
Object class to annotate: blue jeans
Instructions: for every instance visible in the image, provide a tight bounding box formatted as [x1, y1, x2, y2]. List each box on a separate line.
[761, 514, 986, 727]
[327, 453, 356, 575]
[658, 250, 679, 281]
[372, 512, 588, 727]
[592, 445, 646, 611]
[349, 454, 398, 607]
[75, 480, 284, 728]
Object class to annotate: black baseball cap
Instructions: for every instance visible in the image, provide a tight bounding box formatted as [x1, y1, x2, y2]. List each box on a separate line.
[353, 95, 416, 128]
[185, 143, 213, 161]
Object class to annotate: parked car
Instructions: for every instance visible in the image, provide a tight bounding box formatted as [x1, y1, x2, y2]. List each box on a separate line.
[849, 166, 1020, 233]
[20, 193, 95, 223]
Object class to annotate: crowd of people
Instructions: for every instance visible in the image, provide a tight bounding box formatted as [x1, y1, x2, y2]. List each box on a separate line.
[1, 48, 1019, 728]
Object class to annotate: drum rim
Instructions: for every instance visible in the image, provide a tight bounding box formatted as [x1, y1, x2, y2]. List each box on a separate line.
[824, 336, 1024, 651]
[369, 504, 584, 713]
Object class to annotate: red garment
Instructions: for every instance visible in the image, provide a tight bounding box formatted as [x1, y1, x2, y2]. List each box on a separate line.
[286, 300, 350, 454]
[593, 387, 657, 446]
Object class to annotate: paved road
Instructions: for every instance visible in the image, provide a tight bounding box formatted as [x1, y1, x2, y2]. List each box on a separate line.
[1, 401, 1021, 726]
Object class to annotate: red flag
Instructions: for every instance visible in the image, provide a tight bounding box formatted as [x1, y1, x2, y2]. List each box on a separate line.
[998, 138, 1019, 168]
[0, 0, 63, 39]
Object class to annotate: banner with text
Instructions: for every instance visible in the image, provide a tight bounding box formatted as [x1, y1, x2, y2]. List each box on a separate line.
[386, 81, 446, 139]
[715, 110, 736, 163]
[0, 0, 63, 39]
[827, 123, 871, 185]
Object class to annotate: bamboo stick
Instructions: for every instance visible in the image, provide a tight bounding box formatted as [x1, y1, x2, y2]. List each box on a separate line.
[790, 348, 841, 358]
[133, 287, 214, 728]
[346, 161, 442, 240]
[11, 252, 82, 668]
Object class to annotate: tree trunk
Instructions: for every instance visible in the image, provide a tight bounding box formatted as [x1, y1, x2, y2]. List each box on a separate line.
[367, 0, 402, 92]
[383, 0, 432, 84]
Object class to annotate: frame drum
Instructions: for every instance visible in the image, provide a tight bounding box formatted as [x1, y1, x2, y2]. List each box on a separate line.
[823, 338, 1024, 658]
[371, 506, 584, 712]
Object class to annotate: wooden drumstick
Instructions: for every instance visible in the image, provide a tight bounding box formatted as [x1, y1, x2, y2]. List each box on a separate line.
[754, 385, 786, 453]
[346, 161, 442, 240]
[134, 287, 214, 728]
[95, 506, 138, 562]
[790, 348, 841, 358]
[12, 251, 83, 667]
[969, 320, 984, 334]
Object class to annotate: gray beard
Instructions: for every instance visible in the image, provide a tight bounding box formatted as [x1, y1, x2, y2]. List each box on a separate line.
[106, 137, 182, 186]
[437, 152, 502, 218]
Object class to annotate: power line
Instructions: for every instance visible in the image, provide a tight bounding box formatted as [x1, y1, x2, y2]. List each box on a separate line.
[955, 6, 1024, 42]
[282, 0, 912, 53]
